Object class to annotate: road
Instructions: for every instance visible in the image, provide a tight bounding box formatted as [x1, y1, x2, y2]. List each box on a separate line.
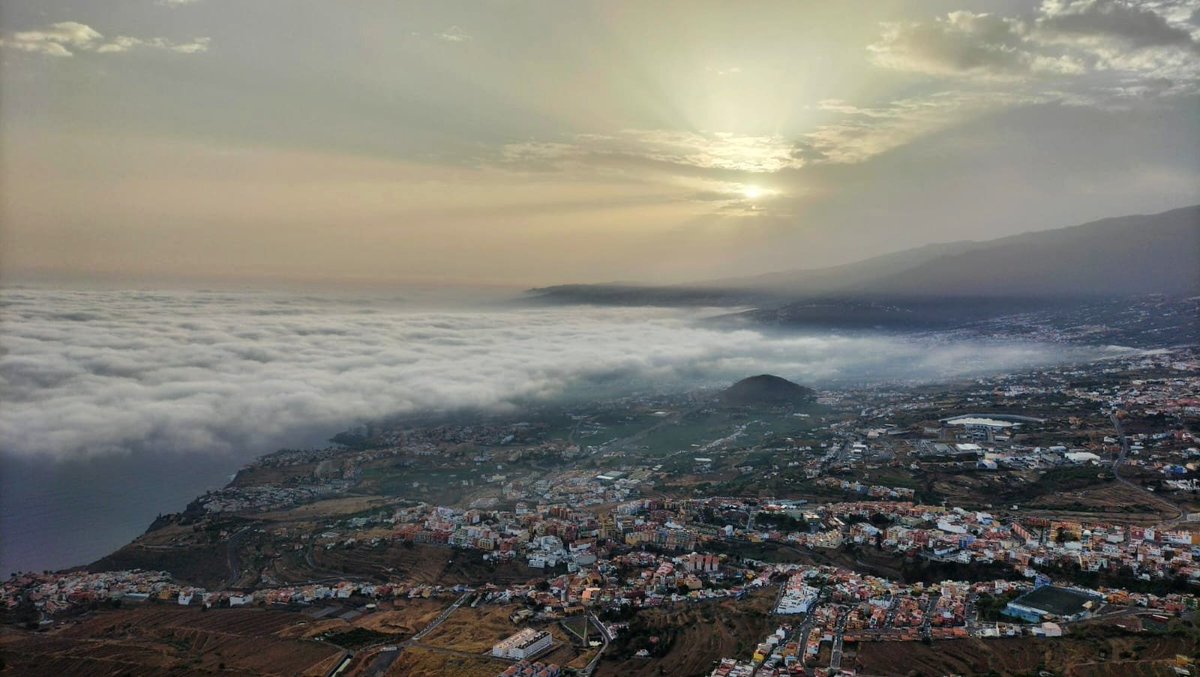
[225, 524, 257, 588]
[882, 594, 900, 627]
[1110, 412, 1184, 523]
[919, 595, 937, 642]
[964, 593, 979, 635]
[412, 590, 473, 641]
[348, 588, 472, 677]
[790, 601, 822, 675]
[1110, 412, 1133, 486]
[580, 612, 612, 676]
[360, 647, 400, 677]
[829, 606, 848, 671]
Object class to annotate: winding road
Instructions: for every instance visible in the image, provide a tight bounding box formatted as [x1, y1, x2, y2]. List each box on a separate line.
[580, 612, 611, 676]
[225, 524, 257, 588]
[1110, 412, 1184, 524]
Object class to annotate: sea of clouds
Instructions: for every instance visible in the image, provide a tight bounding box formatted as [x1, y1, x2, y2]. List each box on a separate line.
[0, 287, 1124, 461]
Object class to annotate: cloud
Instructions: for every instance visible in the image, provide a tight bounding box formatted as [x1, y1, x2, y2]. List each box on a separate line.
[1037, 0, 1200, 52]
[869, 11, 1040, 77]
[497, 103, 997, 179]
[0, 22, 102, 57]
[168, 37, 211, 54]
[683, 183, 781, 213]
[0, 21, 210, 57]
[0, 288, 1118, 462]
[95, 36, 211, 54]
[502, 129, 802, 174]
[869, 1, 1199, 87]
[795, 93, 1020, 165]
[436, 26, 472, 43]
[489, 1, 1196, 189]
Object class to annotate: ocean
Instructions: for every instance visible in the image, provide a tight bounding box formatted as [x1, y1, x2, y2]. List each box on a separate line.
[0, 452, 238, 574]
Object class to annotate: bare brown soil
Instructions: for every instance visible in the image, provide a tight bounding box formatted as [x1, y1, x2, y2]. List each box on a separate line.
[1025, 481, 1180, 524]
[595, 588, 777, 677]
[255, 496, 395, 521]
[420, 603, 526, 653]
[382, 646, 508, 677]
[0, 605, 344, 676]
[355, 600, 447, 636]
[413, 602, 594, 665]
[851, 633, 1198, 676]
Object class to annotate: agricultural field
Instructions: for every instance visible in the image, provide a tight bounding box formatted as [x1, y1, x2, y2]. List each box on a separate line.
[255, 496, 398, 522]
[353, 600, 448, 636]
[275, 598, 449, 643]
[380, 646, 508, 677]
[0, 606, 344, 676]
[595, 588, 777, 677]
[850, 630, 1199, 677]
[417, 603, 597, 669]
[419, 603, 526, 653]
[1023, 481, 1182, 524]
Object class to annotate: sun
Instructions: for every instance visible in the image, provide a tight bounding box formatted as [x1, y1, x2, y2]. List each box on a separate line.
[741, 186, 764, 200]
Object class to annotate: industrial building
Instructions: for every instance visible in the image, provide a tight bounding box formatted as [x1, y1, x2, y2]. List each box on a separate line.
[492, 628, 553, 660]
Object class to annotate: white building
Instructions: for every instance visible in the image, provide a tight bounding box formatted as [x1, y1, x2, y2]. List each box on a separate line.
[492, 628, 553, 659]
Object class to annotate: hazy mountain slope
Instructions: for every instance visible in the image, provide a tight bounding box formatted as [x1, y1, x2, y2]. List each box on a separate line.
[524, 283, 774, 306]
[854, 205, 1200, 297]
[528, 241, 985, 305]
[529, 205, 1200, 304]
[707, 239, 984, 294]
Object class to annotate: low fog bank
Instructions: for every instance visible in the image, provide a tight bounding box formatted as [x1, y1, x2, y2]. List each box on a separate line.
[0, 288, 1128, 462]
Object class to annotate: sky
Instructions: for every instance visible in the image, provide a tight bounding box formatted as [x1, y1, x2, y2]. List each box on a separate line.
[1, 0, 1198, 287]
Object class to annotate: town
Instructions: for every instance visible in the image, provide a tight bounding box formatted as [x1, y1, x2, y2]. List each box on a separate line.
[3, 344, 1199, 676]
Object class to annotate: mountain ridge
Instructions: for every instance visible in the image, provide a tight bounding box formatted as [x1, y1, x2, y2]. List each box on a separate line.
[528, 205, 1200, 305]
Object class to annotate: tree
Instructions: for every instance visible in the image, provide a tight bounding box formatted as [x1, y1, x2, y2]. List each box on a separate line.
[1054, 528, 1077, 544]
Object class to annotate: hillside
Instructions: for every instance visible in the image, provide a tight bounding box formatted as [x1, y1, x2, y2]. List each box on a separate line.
[707, 239, 984, 296]
[720, 375, 816, 407]
[529, 205, 1200, 304]
[854, 205, 1200, 297]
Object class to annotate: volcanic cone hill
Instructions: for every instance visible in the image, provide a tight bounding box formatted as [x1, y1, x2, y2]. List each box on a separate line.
[720, 374, 816, 406]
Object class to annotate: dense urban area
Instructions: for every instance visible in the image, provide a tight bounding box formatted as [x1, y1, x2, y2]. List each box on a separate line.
[4, 318, 1200, 676]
